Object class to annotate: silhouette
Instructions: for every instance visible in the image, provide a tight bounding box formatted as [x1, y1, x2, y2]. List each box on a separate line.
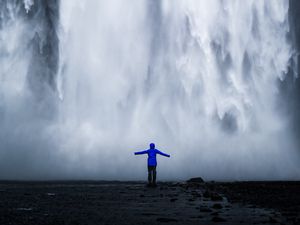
[134, 143, 170, 187]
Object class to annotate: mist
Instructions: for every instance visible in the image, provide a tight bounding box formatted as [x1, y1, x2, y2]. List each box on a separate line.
[0, 0, 299, 181]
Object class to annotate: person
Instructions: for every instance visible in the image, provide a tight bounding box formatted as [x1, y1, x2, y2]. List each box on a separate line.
[134, 143, 170, 187]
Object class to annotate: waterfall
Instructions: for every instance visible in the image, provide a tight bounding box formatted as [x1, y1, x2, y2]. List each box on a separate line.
[0, 0, 299, 180]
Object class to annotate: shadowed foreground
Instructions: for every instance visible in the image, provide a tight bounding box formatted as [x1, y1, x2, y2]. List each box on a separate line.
[0, 181, 299, 225]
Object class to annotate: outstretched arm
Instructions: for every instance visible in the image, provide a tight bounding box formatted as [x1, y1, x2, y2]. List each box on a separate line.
[134, 150, 148, 155]
[156, 149, 170, 157]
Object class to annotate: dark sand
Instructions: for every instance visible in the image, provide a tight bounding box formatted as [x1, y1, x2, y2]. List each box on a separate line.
[0, 180, 299, 225]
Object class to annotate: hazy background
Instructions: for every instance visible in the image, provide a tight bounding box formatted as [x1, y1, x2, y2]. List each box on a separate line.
[0, 0, 300, 181]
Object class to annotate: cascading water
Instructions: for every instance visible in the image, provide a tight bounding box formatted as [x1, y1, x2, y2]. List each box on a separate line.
[0, 0, 299, 180]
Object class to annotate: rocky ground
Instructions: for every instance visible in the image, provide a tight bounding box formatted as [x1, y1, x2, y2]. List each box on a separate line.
[0, 180, 299, 225]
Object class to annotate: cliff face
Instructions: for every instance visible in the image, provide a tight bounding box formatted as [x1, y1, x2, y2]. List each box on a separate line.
[283, 0, 300, 143]
[290, 0, 300, 58]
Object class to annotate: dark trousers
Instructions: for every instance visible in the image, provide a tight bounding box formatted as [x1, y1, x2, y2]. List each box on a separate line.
[147, 166, 157, 184]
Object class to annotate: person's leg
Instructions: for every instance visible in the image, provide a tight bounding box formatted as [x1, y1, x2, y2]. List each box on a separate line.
[147, 166, 152, 185]
[153, 166, 157, 186]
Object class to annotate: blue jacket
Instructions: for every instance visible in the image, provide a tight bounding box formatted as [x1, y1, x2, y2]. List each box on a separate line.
[134, 148, 170, 166]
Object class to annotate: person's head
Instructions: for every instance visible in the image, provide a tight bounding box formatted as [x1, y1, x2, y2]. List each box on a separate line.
[150, 143, 155, 149]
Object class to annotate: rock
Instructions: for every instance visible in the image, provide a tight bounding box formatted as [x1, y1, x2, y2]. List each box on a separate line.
[191, 190, 202, 197]
[187, 177, 204, 183]
[203, 190, 211, 198]
[269, 217, 278, 223]
[200, 207, 213, 212]
[211, 216, 227, 222]
[211, 193, 223, 201]
[156, 218, 178, 222]
[141, 213, 158, 216]
[203, 190, 223, 201]
[212, 204, 223, 209]
[16, 207, 33, 211]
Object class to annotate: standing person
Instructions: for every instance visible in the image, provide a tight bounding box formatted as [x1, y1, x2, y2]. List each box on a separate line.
[134, 143, 170, 187]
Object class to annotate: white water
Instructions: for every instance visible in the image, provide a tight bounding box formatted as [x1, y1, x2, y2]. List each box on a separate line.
[0, 0, 299, 180]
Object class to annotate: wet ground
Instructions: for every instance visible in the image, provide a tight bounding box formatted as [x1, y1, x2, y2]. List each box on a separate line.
[0, 180, 299, 225]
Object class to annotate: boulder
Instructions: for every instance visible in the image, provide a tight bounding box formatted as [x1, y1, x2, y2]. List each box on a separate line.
[187, 177, 204, 183]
